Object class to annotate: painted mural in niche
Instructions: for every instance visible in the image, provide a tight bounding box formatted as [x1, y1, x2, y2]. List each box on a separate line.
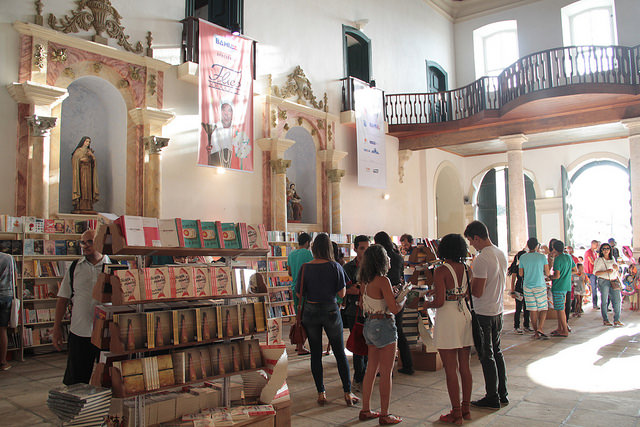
[71, 136, 99, 213]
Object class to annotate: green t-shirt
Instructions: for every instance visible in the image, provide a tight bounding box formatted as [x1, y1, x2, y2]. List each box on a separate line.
[288, 248, 313, 287]
[552, 253, 575, 293]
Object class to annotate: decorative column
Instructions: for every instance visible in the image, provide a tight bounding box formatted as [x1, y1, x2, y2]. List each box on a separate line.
[502, 134, 529, 254]
[270, 159, 292, 231]
[143, 136, 169, 218]
[318, 149, 348, 233]
[257, 138, 296, 231]
[622, 118, 640, 259]
[27, 115, 57, 218]
[327, 169, 346, 233]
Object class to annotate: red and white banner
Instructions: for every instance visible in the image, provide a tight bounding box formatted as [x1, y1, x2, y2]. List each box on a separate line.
[198, 20, 254, 171]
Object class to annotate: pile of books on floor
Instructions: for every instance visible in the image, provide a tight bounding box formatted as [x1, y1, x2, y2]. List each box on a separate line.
[47, 383, 112, 426]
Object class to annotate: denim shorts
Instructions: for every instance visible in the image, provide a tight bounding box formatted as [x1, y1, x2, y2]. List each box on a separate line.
[0, 295, 13, 327]
[363, 317, 397, 348]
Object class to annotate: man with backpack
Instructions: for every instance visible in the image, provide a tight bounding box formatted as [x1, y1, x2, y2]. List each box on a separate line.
[53, 229, 110, 385]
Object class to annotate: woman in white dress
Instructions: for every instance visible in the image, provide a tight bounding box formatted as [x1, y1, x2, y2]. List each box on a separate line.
[422, 234, 473, 425]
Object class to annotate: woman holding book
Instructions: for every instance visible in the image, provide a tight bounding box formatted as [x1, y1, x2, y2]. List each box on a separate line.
[296, 233, 358, 406]
[422, 233, 473, 425]
[359, 244, 406, 425]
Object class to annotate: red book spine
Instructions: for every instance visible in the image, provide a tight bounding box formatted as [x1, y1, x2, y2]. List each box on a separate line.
[196, 220, 205, 248]
[175, 219, 185, 247]
[215, 221, 225, 249]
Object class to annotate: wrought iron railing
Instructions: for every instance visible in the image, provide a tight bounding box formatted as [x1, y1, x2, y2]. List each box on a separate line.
[386, 44, 640, 126]
[340, 76, 385, 112]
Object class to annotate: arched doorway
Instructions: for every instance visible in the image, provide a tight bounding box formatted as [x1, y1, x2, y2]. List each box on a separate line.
[476, 167, 537, 252]
[435, 164, 464, 237]
[343, 26, 371, 83]
[59, 76, 127, 214]
[566, 161, 631, 248]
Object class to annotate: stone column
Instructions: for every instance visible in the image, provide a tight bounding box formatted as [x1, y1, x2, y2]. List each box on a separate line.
[622, 118, 640, 259]
[143, 136, 169, 218]
[502, 134, 528, 254]
[270, 159, 291, 232]
[327, 169, 346, 234]
[27, 115, 57, 218]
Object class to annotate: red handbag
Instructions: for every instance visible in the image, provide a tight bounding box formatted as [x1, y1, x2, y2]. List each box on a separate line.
[346, 307, 368, 356]
[289, 265, 307, 346]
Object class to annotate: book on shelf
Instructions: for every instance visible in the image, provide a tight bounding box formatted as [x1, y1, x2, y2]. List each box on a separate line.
[142, 217, 162, 247]
[64, 219, 75, 234]
[142, 267, 171, 300]
[43, 240, 56, 255]
[198, 221, 222, 249]
[66, 240, 80, 255]
[54, 240, 67, 255]
[44, 219, 66, 234]
[112, 359, 145, 395]
[114, 215, 146, 247]
[193, 265, 211, 297]
[247, 224, 268, 249]
[212, 266, 232, 295]
[196, 307, 218, 342]
[169, 266, 195, 298]
[23, 217, 45, 233]
[157, 218, 180, 247]
[0, 240, 11, 254]
[220, 223, 239, 249]
[147, 311, 172, 349]
[113, 312, 147, 351]
[113, 269, 142, 302]
[23, 260, 36, 278]
[219, 305, 240, 338]
[172, 308, 197, 345]
[253, 302, 266, 332]
[175, 219, 202, 248]
[267, 318, 283, 344]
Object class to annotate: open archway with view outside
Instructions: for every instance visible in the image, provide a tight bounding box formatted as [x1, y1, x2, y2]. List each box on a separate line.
[566, 160, 631, 250]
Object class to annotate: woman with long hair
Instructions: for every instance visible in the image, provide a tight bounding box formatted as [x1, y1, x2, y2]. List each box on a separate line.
[594, 242, 623, 326]
[358, 244, 405, 425]
[422, 234, 473, 424]
[296, 233, 358, 406]
[374, 231, 414, 375]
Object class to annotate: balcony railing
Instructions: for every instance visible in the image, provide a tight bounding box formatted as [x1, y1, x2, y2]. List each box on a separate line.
[386, 44, 640, 126]
[340, 76, 385, 112]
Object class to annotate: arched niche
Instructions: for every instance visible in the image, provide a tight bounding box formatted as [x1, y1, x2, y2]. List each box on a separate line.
[284, 126, 317, 224]
[59, 76, 127, 214]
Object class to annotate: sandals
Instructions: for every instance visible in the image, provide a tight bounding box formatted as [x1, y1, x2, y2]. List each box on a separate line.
[345, 392, 360, 406]
[359, 410, 381, 420]
[439, 407, 463, 425]
[317, 392, 328, 405]
[550, 330, 568, 337]
[379, 414, 403, 425]
[461, 401, 471, 420]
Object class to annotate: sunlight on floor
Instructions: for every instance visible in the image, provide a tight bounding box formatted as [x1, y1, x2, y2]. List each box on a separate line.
[527, 322, 640, 392]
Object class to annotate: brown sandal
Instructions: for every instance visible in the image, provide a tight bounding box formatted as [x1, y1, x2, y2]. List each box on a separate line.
[439, 407, 463, 425]
[317, 392, 327, 405]
[379, 414, 403, 425]
[345, 392, 360, 406]
[461, 401, 471, 420]
[359, 410, 381, 420]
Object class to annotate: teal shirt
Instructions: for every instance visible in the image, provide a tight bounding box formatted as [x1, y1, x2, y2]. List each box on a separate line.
[552, 253, 575, 293]
[288, 248, 313, 286]
[518, 252, 548, 288]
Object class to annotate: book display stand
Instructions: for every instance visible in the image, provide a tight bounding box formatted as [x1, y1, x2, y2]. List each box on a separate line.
[91, 222, 285, 426]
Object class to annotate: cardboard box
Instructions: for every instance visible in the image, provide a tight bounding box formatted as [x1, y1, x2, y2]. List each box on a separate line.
[175, 392, 200, 418]
[411, 349, 442, 371]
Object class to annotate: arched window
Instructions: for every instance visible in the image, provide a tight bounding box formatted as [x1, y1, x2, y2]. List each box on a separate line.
[561, 0, 618, 46]
[343, 26, 371, 84]
[473, 20, 519, 79]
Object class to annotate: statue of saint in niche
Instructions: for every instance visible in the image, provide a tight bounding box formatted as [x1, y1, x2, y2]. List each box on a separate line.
[286, 179, 303, 222]
[71, 136, 99, 214]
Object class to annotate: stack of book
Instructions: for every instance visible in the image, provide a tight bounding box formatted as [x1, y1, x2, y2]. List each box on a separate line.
[47, 383, 112, 426]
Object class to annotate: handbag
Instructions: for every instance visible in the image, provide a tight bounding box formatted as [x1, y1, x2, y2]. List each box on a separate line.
[289, 265, 307, 346]
[610, 278, 622, 290]
[346, 306, 368, 356]
[465, 265, 484, 358]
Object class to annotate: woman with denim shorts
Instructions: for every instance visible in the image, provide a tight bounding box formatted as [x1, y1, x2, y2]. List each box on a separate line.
[358, 244, 406, 425]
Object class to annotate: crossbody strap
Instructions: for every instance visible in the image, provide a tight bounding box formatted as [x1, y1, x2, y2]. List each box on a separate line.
[465, 264, 474, 311]
[295, 264, 306, 325]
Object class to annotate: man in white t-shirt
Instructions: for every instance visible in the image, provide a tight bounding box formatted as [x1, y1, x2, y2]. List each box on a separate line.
[53, 229, 110, 385]
[464, 221, 508, 410]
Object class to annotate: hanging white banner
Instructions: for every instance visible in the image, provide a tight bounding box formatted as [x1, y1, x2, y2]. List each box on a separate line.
[355, 82, 386, 188]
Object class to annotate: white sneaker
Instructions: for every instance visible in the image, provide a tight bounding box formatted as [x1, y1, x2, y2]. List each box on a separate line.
[514, 328, 524, 335]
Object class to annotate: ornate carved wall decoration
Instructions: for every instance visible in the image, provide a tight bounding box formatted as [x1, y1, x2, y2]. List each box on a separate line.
[50, 47, 67, 62]
[47, 0, 144, 54]
[34, 44, 46, 69]
[272, 66, 328, 112]
[118, 79, 129, 88]
[270, 109, 277, 129]
[148, 74, 156, 95]
[128, 66, 142, 81]
[144, 136, 169, 154]
[92, 62, 102, 73]
[277, 108, 287, 121]
[35, 0, 44, 25]
[145, 31, 153, 57]
[63, 67, 75, 79]
[27, 115, 57, 137]
[297, 117, 303, 126]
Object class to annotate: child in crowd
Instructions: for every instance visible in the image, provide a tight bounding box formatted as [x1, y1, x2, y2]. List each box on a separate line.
[623, 264, 639, 311]
[572, 263, 588, 317]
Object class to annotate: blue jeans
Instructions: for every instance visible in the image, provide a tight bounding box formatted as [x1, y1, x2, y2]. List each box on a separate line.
[476, 314, 508, 402]
[302, 302, 351, 393]
[597, 278, 622, 323]
[588, 274, 598, 307]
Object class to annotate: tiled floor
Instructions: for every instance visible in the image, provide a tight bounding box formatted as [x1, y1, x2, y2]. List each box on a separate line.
[1, 306, 639, 426]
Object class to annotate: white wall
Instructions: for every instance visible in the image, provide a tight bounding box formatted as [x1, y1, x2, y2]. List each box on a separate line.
[453, 0, 640, 86]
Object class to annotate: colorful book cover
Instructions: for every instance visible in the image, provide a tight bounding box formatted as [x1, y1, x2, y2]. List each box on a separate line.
[193, 266, 210, 297]
[240, 339, 262, 370]
[142, 217, 161, 247]
[114, 216, 146, 247]
[54, 240, 67, 255]
[66, 240, 79, 255]
[23, 239, 35, 255]
[197, 307, 217, 341]
[237, 222, 249, 249]
[169, 266, 195, 298]
[33, 239, 44, 255]
[143, 267, 171, 300]
[74, 220, 89, 234]
[151, 311, 172, 347]
[114, 269, 142, 302]
[198, 221, 221, 249]
[220, 223, 240, 249]
[44, 219, 57, 234]
[64, 219, 75, 234]
[43, 240, 56, 256]
[157, 219, 180, 247]
[23, 217, 37, 233]
[173, 309, 197, 345]
[247, 224, 267, 249]
[114, 312, 147, 351]
[254, 302, 266, 332]
[221, 305, 239, 338]
[213, 267, 232, 295]
[175, 219, 201, 248]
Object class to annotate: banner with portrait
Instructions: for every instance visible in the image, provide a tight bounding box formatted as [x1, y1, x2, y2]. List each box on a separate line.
[198, 20, 254, 171]
[354, 82, 386, 188]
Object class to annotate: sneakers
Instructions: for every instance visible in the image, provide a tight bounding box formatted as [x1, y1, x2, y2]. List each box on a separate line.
[0, 363, 11, 371]
[523, 327, 534, 333]
[470, 397, 501, 409]
[500, 396, 509, 406]
[514, 328, 524, 335]
[603, 320, 613, 326]
[352, 381, 362, 393]
[614, 321, 624, 327]
[397, 367, 415, 375]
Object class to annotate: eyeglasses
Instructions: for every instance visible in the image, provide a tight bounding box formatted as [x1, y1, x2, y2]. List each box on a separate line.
[79, 240, 94, 247]
[602, 247, 611, 251]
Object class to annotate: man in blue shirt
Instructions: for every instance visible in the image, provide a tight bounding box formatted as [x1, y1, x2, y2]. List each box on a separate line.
[288, 232, 313, 354]
[518, 238, 550, 340]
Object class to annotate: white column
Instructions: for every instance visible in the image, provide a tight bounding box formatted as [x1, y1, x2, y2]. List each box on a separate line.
[622, 118, 640, 259]
[502, 134, 528, 254]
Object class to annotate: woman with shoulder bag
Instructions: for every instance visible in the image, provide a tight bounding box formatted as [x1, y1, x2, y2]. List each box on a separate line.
[358, 244, 405, 425]
[296, 233, 359, 406]
[594, 242, 623, 326]
[422, 234, 474, 425]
